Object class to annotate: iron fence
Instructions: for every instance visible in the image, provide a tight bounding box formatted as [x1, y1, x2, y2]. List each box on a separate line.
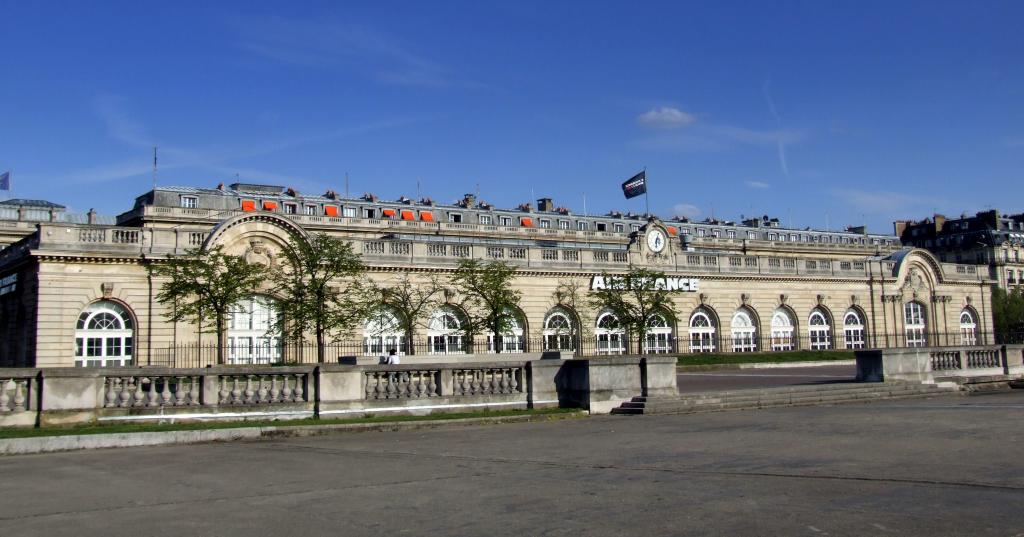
[140, 331, 1024, 368]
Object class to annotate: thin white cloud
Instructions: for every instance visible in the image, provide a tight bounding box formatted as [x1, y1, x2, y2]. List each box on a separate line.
[745, 180, 770, 189]
[761, 79, 791, 178]
[672, 203, 701, 219]
[637, 107, 696, 129]
[229, 16, 480, 90]
[79, 94, 424, 185]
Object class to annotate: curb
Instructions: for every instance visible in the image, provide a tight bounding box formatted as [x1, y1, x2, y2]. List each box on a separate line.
[677, 360, 856, 372]
[0, 411, 587, 456]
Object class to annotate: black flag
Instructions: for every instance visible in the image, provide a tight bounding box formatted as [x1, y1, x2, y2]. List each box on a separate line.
[621, 171, 646, 199]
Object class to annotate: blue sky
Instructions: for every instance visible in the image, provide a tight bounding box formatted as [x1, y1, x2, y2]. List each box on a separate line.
[2, 1, 1022, 234]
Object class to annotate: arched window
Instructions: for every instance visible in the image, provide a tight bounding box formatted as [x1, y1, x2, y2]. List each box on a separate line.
[74, 300, 134, 367]
[689, 309, 717, 353]
[543, 309, 576, 351]
[363, 308, 406, 356]
[808, 309, 832, 350]
[487, 309, 525, 353]
[731, 309, 758, 353]
[595, 311, 625, 355]
[770, 308, 796, 351]
[843, 309, 866, 349]
[227, 296, 281, 364]
[644, 312, 673, 354]
[904, 302, 927, 347]
[959, 309, 977, 346]
[428, 306, 465, 354]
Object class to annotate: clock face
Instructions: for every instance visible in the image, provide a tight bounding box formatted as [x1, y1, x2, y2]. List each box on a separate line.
[647, 229, 666, 253]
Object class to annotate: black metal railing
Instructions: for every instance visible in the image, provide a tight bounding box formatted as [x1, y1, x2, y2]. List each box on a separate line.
[136, 331, 1024, 369]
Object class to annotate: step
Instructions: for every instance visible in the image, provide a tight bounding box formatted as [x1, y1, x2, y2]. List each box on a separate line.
[625, 383, 958, 415]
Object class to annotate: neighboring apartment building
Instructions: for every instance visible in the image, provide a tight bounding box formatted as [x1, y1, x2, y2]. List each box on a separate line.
[895, 210, 1024, 291]
[0, 199, 115, 248]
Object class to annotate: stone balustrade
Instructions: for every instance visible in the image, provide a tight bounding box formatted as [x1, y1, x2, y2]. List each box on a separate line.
[856, 345, 1024, 383]
[0, 356, 678, 428]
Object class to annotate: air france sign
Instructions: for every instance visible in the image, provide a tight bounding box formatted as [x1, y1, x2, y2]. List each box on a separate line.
[590, 275, 699, 292]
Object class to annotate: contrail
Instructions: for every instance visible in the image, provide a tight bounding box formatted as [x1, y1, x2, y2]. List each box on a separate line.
[761, 78, 790, 178]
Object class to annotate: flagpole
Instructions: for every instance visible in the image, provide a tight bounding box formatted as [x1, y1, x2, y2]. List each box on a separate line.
[643, 166, 650, 217]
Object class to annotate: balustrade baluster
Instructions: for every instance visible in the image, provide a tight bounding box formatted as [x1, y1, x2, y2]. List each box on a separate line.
[386, 373, 397, 399]
[271, 375, 282, 402]
[189, 376, 200, 405]
[105, 377, 118, 408]
[490, 370, 500, 394]
[160, 377, 172, 405]
[427, 372, 437, 397]
[12, 380, 25, 412]
[500, 369, 509, 394]
[120, 377, 133, 407]
[0, 379, 9, 413]
[172, 377, 186, 406]
[509, 368, 519, 393]
[280, 376, 293, 402]
[293, 375, 304, 401]
[243, 376, 255, 404]
[231, 377, 242, 404]
[373, 373, 383, 400]
[257, 376, 269, 403]
[132, 377, 148, 407]
[218, 376, 230, 404]
[146, 378, 160, 407]
[364, 373, 374, 399]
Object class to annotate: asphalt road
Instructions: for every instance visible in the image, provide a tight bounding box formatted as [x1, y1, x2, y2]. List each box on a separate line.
[3, 391, 1024, 536]
[678, 364, 857, 393]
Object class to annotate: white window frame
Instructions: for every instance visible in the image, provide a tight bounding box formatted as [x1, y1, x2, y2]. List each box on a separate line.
[595, 312, 625, 355]
[180, 196, 198, 209]
[904, 302, 927, 347]
[808, 309, 832, 350]
[770, 308, 795, 351]
[731, 310, 758, 353]
[960, 309, 977, 346]
[843, 310, 866, 349]
[689, 310, 717, 353]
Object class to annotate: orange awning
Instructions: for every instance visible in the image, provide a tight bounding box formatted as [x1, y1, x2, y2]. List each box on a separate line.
[241, 200, 256, 212]
[263, 201, 278, 211]
[400, 210, 415, 221]
[420, 212, 434, 222]
[521, 217, 533, 227]
[667, 226, 679, 236]
[382, 208, 397, 218]
[324, 205, 339, 217]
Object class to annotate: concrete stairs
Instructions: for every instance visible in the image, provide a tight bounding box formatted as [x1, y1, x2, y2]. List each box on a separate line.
[611, 382, 959, 415]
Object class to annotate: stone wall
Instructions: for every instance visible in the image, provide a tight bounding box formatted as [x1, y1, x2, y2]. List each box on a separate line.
[0, 356, 679, 428]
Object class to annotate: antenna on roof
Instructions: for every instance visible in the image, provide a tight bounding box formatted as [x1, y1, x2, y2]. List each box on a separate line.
[152, 146, 158, 190]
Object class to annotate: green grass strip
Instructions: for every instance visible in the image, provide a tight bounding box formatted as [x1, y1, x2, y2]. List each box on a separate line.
[0, 407, 582, 440]
[676, 350, 855, 366]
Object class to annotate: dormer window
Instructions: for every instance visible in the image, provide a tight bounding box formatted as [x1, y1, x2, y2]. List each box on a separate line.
[305, 205, 318, 215]
[180, 196, 198, 209]
[283, 203, 297, 215]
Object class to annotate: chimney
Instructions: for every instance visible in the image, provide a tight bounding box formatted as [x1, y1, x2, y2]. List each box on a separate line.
[462, 193, 476, 208]
[893, 220, 909, 238]
[87, 208, 97, 225]
[537, 198, 553, 212]
[933, 214, 946, 233]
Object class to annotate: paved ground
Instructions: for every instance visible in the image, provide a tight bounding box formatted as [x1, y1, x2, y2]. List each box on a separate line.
[678, 364, 857, 393]
[3, 391, 1024, 536]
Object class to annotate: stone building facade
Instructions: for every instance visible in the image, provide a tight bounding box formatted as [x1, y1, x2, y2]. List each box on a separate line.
[896, 210, 1024, 291]
[0, 183, 995, 367]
